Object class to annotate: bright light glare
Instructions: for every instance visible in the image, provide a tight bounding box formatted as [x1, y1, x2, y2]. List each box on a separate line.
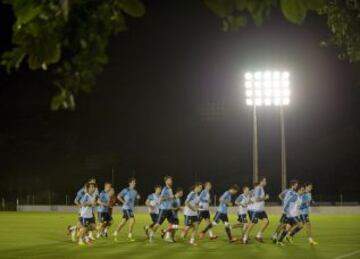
[244, 70, 290, 106]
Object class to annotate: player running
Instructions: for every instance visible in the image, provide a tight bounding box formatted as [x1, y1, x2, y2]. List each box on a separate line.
[197, 182, 218, 240]
[144, 185, 161, 237]
[77, 182, 98, 246]
[298, 182, 318, 245]
[276, 184, 304, 246]
[68, 178, 98, 242]
[162, 187, 184, 242]
[243, 177, 269, 244]
[182, 183, 203, 246]
[199, 185, 239, 243]
[272, 179, 299, 242]
[232, 185, 252, 238]
[97, 182, 114, 238]
[113, 177, 139, 242]
[148, 176, 177, 242]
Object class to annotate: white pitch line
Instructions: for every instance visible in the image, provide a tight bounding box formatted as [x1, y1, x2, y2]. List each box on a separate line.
[335, 250, 360, 259]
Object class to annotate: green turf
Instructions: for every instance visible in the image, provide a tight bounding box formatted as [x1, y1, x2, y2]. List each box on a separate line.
[0, 212, 359, 259]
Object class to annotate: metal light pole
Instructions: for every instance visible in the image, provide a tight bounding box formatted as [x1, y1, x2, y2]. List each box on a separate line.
[252, 105, 259, 185]
[280, 106, 287, 191]
[244, 70, 290, 190]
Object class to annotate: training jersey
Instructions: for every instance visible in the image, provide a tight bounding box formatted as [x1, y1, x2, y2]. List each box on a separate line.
[247, 189, 255, 211]
[284, 190, 301, 218]
[184, 191, 200, 216]
[146, 193, 161, 214]
[98, 191, 111, 213]
[172, 197, 181, 218]
[252, 185, 266, 212]
[198, 190, 210, 211]
[75, 186, 99, 204]
[217, 191, 232, 214]
[159, 186, 174, 210]
[235, 193, 250, 215]
[79, 192, 96, 218]
[299, 192, 312, 215]
[118, 187, 138, 211]
[280, 188, 291, 212]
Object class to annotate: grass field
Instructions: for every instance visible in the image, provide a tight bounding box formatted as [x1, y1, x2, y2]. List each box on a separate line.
[0, 212, 359, 259]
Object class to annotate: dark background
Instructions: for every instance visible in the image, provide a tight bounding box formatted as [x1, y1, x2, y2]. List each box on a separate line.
[1, 1, 359, 205]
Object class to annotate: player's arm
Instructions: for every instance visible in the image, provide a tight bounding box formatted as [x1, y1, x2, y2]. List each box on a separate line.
[185, 195, 197, 211]
[117, 190, 126, 204]
[254, 189, 269, 202]
[278, 190, 286, 201]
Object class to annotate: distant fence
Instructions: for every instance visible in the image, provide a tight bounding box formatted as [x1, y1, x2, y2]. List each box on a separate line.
[16, 205, 360, 214]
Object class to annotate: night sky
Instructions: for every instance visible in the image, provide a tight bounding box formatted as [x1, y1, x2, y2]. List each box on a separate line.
[1, 1, 359, 204]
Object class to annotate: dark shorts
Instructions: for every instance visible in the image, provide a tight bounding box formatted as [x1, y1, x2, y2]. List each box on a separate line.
[99, 212, 112, 223]
[150, 213, 159, 223]
[213, 212, 229, 223]
[300, 214, 310, 223]
[122, 209, 134, 220]
[237, 214, 248, 224]
[251, 211, 268, 224]
[286, 216, 301, 226]
[184, 215, 199, 226]
[280, 213, 287, 224]
[157, 209, 177, 225]
[247, 210, 253, 220]
[79, 217, 95, 227]
[198, 210, 210, 221]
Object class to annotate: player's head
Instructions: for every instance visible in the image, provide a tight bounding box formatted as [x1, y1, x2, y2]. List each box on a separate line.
[297, 184, 305, 194]
[204, 181, 212, 191]
[304, 182, 313, 192]
[289, 179, 299, 190]
[86, 182, 96, 194]
[154, 184, 161, 194]
[104, 182, 112, 192]
[88, 178, 96, 184]
[108, 187, 115, 197]
[175, 187, 183, 198]
[229, 184, 240, 194]
[259, 176, 267, 187]
[242, 186, 250, 195]
[128, 177, 136, 188]
[193, 182, 203, 193]
[164, 176, 173, 187]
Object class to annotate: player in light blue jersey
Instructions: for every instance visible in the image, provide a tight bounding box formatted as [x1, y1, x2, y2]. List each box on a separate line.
[182, 183, 202, 246]
[295, 182, 318, 245]
[68, 178, 98, 242]
[243, 177, 269, 244]
[276, 185, 304, 246]
[232, 186, 252, 237]
[161, 187, 184, 242]
[77, 182, 97, 246]
[113, 178, 140, 242]
[97, 182, 114, 238]
[200, 185, 239, 243]
[197, 182, 218, 240]
[272, 180, 299, 242]
[148, 176, 177, 241]
[144, 185, 162, 237]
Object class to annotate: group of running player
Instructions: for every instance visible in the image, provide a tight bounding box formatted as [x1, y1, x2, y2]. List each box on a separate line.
[68, 176, 318, 247]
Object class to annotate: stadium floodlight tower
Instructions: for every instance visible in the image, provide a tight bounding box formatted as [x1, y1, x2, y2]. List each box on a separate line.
[244, 70, 290, 191]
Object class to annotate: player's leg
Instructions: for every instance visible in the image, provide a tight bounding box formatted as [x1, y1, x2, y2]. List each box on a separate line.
[255, 212, 269, 242]
[113, 210, 129, 241]
[222, 214, 236, 243]
[189, 220, 199, 246]
[199, 212, 220, 239]
[303, 215, 318, 245]
[272, 214, 286, 242]
[243, 212, 257, 244]
[277, 222, 291, 246]
[148, 210, 166, 241]
[127, 215, 136, 241]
